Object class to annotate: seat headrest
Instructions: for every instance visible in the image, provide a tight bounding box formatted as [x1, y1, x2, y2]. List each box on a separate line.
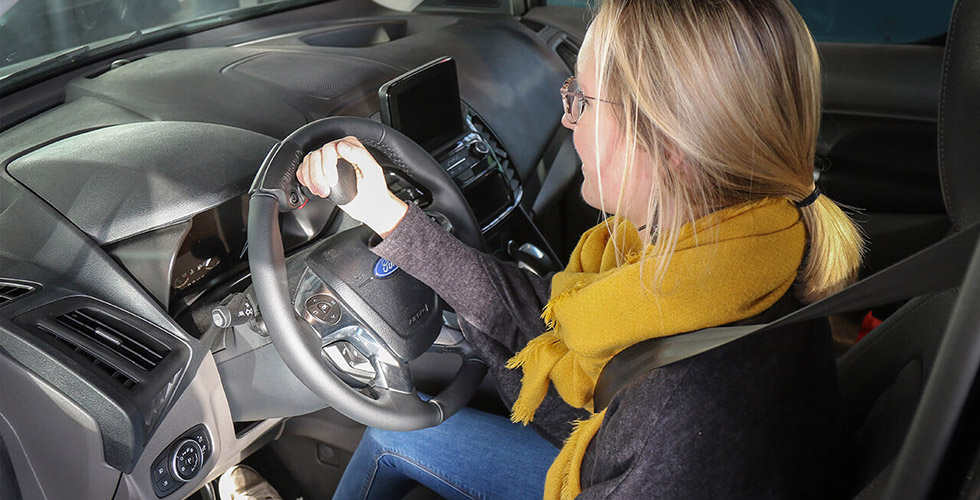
[938, 0, 980, 232]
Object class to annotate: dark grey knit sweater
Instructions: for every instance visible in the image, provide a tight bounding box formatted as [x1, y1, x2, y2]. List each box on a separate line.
[372, 204, 842, 499]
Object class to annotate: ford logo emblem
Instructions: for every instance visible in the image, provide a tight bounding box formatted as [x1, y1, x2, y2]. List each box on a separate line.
[373, 258, 398, 278]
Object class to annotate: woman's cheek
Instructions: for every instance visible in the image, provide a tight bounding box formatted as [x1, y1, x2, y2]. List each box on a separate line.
[578, 164, 598, 207]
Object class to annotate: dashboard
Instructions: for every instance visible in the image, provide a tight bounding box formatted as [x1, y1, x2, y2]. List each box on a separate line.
[0, 2, 578, 499]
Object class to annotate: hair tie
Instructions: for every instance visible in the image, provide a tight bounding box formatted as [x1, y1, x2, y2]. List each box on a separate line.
[794, 186, 821, 208]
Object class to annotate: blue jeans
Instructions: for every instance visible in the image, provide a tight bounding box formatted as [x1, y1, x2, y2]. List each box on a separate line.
[331, 406, 559, 500]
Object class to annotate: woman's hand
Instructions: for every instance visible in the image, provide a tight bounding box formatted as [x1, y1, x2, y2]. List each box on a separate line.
[297, 137, 409, 237]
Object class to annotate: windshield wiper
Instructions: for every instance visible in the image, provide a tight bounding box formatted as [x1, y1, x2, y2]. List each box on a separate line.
[1, 30, 145, 90]
[0, 45, 90, 84]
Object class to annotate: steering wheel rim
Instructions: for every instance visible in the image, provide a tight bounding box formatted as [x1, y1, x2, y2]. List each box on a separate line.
[247, 116, 486, 430]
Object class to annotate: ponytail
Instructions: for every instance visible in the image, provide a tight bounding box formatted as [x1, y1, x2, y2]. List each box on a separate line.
[797, 193, 865, 303]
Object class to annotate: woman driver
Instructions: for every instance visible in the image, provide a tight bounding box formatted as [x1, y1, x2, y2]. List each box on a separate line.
[297, 0, 863, 498]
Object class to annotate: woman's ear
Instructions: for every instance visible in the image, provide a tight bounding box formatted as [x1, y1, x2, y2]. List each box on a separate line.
[664, 141, 691, 178]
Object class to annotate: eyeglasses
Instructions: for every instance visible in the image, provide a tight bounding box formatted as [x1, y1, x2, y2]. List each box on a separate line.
[559, 76, 616, 125]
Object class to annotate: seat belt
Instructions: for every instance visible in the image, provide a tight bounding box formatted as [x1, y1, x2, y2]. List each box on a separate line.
[593, 222, 980, 412]
[531, 128, 579, 220]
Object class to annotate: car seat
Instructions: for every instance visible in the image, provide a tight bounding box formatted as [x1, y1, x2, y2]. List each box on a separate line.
[836, 0, 980, 498]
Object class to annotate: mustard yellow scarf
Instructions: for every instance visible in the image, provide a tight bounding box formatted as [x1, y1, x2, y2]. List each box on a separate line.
[505, 197, 806, 500]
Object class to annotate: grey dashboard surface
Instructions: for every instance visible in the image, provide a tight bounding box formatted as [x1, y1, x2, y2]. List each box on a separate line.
[8, 122, 277, 245]
[0, 4, 573, 499]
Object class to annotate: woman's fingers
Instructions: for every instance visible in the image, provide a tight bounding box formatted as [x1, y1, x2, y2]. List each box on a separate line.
[298, 137, 389, 202]
[293, 137, 405, 234]
[336, 137, 385, 185]
[322, 144, 340, 190]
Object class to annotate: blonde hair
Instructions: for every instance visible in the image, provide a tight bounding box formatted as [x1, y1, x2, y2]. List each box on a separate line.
[585, 0, 864, 303]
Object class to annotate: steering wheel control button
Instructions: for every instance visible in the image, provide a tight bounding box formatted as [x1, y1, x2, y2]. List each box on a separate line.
[323, 341, 376, 385]
[305, 295, 342, 324]
[170, 439, 203, 481]
[373, 257, 399, 279]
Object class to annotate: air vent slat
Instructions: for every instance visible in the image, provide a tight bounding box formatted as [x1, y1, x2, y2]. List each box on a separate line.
[0, 281, 36, 306]
[53, 308, 169, 373]
[469, 114, 521, 195]
[71, 310, 165, 366]
[555, 40, 579, 72]
[39, 324, 140, 389]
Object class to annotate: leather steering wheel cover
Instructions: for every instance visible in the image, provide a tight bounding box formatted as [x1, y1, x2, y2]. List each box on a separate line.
[248, 117, 486, 430]
[252, 116, 484, 250]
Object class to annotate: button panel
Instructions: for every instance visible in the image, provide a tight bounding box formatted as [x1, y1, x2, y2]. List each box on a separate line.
[305, 294, 342, 325]
[171, 439, 203, 481]
[150, 424, 212, 498]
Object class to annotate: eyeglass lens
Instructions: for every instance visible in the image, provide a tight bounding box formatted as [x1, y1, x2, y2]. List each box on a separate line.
[561, 77, 584, 124]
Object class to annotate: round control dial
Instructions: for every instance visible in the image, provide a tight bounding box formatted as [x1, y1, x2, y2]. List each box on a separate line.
[170, 439, 203, 481]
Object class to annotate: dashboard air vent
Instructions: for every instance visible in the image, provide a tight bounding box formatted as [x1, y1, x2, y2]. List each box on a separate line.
[469, 114, 522, 197]
[555, 39, 580, 72]
[54, 308, 170, 372]
[43, 329, 140, 390]
[0, 281, 36, 306]
[519, 18, 547, 33]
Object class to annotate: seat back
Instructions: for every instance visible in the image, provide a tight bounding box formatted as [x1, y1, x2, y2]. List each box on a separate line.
[838, 0, 980, 497]
[837, 292, 955, 497]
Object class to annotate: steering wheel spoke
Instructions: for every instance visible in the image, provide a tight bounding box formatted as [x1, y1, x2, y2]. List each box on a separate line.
[291, 267, 413, 392]
[249, 116, 487, 430]
[319, 325, 415, 394]
[428, 310, 480, 360]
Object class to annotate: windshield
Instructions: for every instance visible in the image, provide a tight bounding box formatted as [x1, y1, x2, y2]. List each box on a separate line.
[545, 0, 956, 44]
[0, 0, 317, 86]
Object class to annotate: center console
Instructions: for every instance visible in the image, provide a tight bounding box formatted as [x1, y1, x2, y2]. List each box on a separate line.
[379, 57, 557, 272]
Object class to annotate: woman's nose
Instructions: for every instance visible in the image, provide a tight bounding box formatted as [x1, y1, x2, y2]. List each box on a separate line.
[561, 113, 575, 130]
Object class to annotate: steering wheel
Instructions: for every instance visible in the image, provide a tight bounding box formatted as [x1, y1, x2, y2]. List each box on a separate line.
[247, 116, 487, 430]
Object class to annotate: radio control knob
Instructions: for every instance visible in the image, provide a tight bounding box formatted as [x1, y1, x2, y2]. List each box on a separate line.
[470, 141, 490, 156]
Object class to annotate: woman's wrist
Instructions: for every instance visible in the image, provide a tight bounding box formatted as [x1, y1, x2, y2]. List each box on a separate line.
[371, 194, 410, 238]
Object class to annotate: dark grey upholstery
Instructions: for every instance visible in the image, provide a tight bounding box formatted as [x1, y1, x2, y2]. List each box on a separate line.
[838, 0, 979, 497]
[0, 439, 21, 500]
[837, 292, 956, 497]
[937, 0, 980, 232]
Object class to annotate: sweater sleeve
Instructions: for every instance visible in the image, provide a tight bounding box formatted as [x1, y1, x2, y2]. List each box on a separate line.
[370, 203, 589, 445]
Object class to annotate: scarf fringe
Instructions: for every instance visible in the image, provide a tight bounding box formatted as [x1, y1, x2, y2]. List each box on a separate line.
[507, 333, 566, 424]
[540, 280, 588, 331]
[505, 333, 560, 370]
[544, 410, 607, 500]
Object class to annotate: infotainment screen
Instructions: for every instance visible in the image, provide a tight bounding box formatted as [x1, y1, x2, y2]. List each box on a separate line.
[379, 57, 464, 152]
